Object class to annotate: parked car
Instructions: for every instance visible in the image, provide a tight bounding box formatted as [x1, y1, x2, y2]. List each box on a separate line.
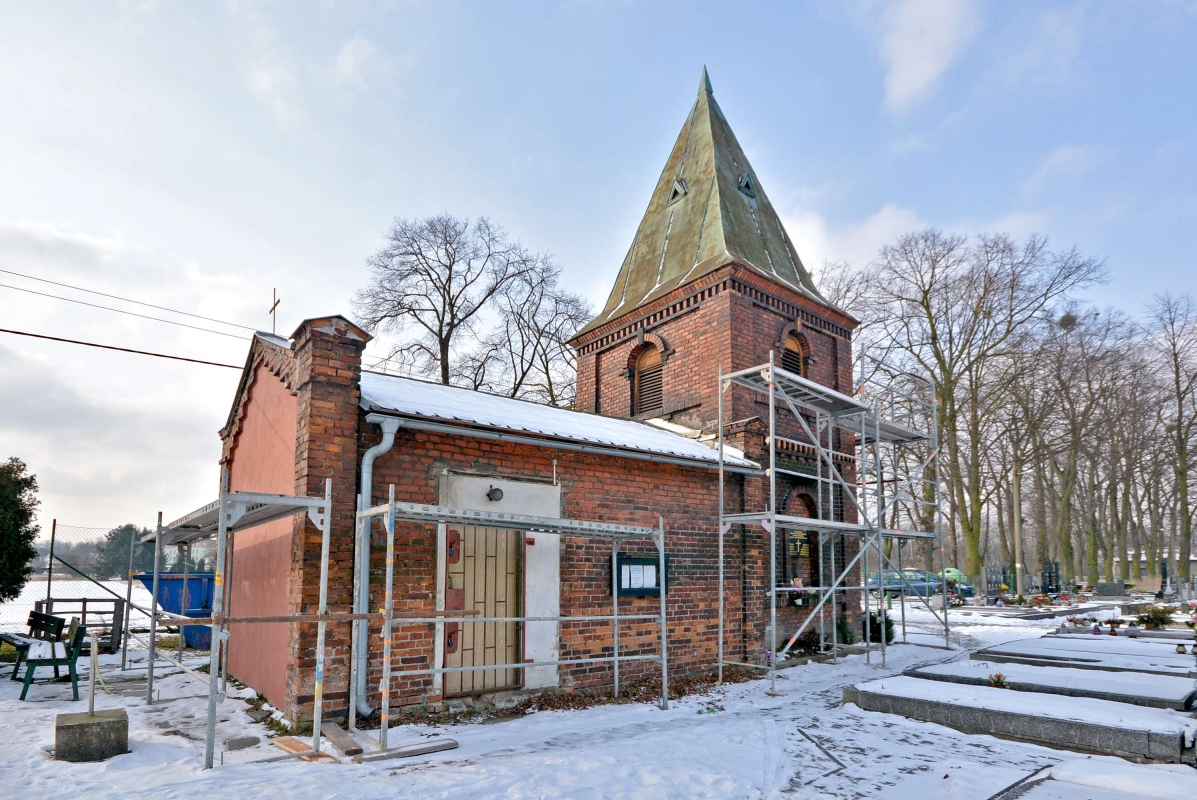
[939, 567, 968, 583]
[867, 569, 940, 598]
[868, 569, 976, 600]
[952, 580, 976, 598]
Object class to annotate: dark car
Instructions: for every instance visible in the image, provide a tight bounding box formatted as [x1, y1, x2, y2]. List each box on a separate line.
[867, 569, 940, 598]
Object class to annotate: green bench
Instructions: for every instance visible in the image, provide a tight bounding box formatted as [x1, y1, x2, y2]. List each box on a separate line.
[2, 610, 66, 682]
[18, 617, 87, 701]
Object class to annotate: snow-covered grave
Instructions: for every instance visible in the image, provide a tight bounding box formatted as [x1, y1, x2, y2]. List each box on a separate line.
[907, 659, 1197, 710]
[848, 675, 1197, 764]
[974, 635, 1197, 676]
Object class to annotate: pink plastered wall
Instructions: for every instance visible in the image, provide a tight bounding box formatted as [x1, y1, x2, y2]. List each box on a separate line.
[226, 364, 298, 709]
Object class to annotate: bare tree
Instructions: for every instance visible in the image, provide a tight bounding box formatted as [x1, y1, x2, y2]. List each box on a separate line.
[1147, 293, 1197, 593]
[466, 261, 592, 406]
[868, 231, 1104, 576]
[354, 215, 538, 384]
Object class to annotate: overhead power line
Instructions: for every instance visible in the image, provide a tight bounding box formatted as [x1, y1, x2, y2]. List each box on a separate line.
[0, 282, 252, 340]
[0, 327, 241, 369]
[0, 268, 258, 331]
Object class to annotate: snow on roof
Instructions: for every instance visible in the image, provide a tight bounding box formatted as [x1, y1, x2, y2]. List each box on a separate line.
[253, 331, 291, 348]
[359, 371, 757, 469]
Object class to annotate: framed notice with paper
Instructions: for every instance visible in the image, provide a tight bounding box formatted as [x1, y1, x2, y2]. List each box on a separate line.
[615, 553, 671, 597]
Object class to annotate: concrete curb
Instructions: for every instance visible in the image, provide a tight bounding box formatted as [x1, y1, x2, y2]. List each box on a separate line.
[844, 686, 1195, 764]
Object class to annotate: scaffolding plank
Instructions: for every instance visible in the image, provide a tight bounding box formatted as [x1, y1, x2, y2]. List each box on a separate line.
[322, 723, 363, 756]
[352, 738, 459, 763]
[361, 501, 655, 538]
[721, 512, 934, 539]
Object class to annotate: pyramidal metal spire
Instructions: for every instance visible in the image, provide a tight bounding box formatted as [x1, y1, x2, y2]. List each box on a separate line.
[577, 69, 826, 335]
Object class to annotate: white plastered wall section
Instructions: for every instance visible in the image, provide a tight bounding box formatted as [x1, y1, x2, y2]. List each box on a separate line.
[437, 473, 562, 692]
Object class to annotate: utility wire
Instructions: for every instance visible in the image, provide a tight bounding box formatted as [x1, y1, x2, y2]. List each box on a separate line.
[0, 328, 241, 369]
[0, 283, 251, 340]
[0, 268, 258, 331]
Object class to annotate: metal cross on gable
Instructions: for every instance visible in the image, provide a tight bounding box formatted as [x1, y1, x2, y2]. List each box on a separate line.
[268, 288, 281, 334]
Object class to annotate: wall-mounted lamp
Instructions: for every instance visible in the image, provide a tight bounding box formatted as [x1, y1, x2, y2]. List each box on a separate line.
[487, 486, 504, 502]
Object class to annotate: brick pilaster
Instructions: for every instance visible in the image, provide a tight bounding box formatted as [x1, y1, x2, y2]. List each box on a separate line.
[286, 315, 370, 720]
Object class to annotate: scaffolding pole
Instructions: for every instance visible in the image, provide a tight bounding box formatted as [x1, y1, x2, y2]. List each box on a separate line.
[716, 352, 944, 684]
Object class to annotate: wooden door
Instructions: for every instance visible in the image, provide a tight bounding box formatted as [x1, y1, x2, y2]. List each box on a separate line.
[444, 525, 522, 696]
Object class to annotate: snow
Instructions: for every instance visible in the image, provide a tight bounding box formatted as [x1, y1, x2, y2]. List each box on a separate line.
[1049, 757, 1197, 800]
[359, 371, 757, 469]
[979, 636, 1197, 675]
[0, 630, 1082, 799]
[1, 580, 155, 631]
[3, 605, 1193, 799]
[855, 675, 1197, 743]
[1045, 633, 1197, 657]
[914, 659, 1197, 705]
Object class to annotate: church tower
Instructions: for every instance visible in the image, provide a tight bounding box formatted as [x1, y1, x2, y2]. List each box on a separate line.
[570, 69, 857, 432]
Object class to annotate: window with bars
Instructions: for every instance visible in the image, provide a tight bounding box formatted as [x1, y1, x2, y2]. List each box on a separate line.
[633, 345, 663, 415]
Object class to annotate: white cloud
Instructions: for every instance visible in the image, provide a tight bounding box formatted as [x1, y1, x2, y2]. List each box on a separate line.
[785, 203, 926, 269]
[992, 5, 1085, 91]
[1022, 144, 1111, 193]
[247, 56, 300, 122]
[982, 210, 1049, 237]
[879, 0, 978, 114]
[225, 2, 302, 123]
[334, 37, 378, 88]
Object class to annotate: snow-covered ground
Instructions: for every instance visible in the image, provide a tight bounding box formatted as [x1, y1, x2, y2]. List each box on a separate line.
[3, 601, 1193, 799]
[1, 580, 155, 632]
[914, 659, 1197, 707]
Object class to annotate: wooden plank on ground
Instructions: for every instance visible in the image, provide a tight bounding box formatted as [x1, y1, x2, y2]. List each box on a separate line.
[351, 738, 459, 764]
[322, 723, 363, 756]
[270, 735, 338, 762]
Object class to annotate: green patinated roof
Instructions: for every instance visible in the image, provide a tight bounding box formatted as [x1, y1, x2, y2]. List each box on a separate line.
[578, 68, 826, 337]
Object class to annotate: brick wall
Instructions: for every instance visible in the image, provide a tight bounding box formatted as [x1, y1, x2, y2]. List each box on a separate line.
[357, 424, 753, 706]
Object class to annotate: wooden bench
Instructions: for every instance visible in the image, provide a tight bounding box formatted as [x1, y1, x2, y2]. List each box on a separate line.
[35, 597, 126, 654]
[20, 617, 87, 701]
[1, 610, 66, 682]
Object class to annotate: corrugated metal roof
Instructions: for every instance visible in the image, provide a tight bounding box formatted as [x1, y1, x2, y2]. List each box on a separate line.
[358, 371, 756, 469]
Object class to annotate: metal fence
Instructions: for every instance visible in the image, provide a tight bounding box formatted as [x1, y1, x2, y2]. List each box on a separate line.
[1, 520, 214, 657]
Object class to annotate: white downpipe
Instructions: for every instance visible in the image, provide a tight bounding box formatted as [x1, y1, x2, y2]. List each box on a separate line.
[352, 413, 402, 718]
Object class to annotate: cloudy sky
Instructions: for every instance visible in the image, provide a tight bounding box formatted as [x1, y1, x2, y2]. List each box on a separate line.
[2, 1, 1195, 534]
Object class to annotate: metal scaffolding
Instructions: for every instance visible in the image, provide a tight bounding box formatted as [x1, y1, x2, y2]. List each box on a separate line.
[138, 474, 670, 768]
[716, 351, 951, 692]
[143, 471, 335, 769]
[349, 492, 670, 751]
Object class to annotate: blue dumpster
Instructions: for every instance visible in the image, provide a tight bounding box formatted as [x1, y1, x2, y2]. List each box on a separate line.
[134, 572, 215, 649]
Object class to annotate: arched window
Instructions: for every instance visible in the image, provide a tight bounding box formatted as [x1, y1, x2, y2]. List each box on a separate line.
[783, 491, 820, 598]
[781, 334, 805, 375]
[633, 345, 663, 415]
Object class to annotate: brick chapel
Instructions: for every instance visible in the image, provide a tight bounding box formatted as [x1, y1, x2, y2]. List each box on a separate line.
[216, 70, 860, 721]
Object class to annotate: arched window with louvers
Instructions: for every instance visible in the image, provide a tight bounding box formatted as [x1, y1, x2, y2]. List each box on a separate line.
[632, 344, 663, 416]
[781, 333, 806, 376]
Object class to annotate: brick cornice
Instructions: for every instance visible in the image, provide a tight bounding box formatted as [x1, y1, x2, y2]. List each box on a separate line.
[571, 263, 856, 358]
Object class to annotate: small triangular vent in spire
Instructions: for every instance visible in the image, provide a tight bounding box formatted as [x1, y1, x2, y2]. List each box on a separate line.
[738, 171, 757, 199]
[667, 177, 688, 205]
